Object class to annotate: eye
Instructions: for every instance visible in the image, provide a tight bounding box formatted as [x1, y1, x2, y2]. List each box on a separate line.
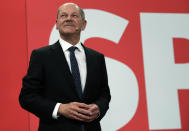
[72, 14, 79, 18]
[60, 14, 67, 18]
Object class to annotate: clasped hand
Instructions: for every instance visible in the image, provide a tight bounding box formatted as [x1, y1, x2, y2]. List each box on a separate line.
[58, 102, 99, 122]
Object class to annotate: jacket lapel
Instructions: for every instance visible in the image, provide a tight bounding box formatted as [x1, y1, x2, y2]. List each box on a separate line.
[50, 41, 80, 98]
[82, 44, 93, 97]
[50, 41, 94, 100]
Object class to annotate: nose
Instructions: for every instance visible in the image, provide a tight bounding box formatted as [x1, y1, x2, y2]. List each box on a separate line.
[65, 15, 73, 23]
[65, 19, 73, 23]
[66, 15, 73, 20]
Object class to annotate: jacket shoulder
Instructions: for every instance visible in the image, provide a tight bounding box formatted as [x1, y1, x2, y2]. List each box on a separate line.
[33, 45, 52, 53]
[84, 46, 104, 57]
[29, 42, 59, 63]
[32, 41, 59, 55]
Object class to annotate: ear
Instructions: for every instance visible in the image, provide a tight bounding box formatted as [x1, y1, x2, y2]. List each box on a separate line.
[56, 19, 58, 30]
[81, 20, 87, 31]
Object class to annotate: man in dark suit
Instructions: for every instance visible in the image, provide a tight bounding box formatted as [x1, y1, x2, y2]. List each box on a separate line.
[19, 2, 111, 131]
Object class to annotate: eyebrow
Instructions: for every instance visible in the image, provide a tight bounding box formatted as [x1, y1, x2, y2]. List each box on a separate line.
[60, 12, 79, 14]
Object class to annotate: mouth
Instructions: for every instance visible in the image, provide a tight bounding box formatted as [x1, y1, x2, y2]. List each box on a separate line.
[64, 24, 75, 27]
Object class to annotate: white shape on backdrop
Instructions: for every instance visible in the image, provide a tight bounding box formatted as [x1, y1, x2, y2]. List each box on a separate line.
[102, 58, 139, 131]
[49, 9, 139, 131]
[49, 9, 128, 44]
[80, 9, 128, 44]
[140, 13, 189, 130]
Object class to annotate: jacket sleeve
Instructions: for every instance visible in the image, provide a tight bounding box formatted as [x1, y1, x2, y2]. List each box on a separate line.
[94, 55, 111, 121]
[19, 50, 57, 120]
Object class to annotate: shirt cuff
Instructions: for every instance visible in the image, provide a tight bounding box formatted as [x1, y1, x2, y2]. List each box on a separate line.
[52, 103, 61, 119]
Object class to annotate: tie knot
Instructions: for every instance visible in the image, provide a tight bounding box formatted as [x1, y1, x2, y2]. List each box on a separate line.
[68, 46, 77, 53]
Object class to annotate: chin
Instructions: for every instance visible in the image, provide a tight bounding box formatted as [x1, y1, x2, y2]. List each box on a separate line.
[61, 32, 76, 36]
[63, 29, 76, 33]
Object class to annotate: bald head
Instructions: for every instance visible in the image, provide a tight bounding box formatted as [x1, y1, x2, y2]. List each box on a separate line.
[57, 3, 85, 20]
[55, 2, 87, 43]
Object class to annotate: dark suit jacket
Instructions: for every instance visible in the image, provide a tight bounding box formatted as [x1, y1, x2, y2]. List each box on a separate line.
[19, 41, 111, 131]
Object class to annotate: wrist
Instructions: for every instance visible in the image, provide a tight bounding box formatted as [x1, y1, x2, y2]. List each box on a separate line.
[58, 103, 67, 116]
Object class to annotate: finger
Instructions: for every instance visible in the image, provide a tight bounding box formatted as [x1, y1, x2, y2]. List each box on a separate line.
[77, 112, 91, 120]
[92, 111, 99, 117]
[89, 104, 99, 112]
[77, 107, 92, 116]
[85, 110, 99, 122]
[72, 114, 85, 121]
[67, 110, 85, 121]
[70, 105, 91, 116]
[75, 102, 90, 110]
[71, 111, 92, 122]
[69, 102, 88, 113]
[83, 115, 96, 123]
[59, 103, 91, 121]
[71, 103, 92, 116]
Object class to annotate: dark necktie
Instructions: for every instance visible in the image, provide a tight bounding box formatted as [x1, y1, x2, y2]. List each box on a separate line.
[69, 46, 85, 131]
[68, 46, 83, 99]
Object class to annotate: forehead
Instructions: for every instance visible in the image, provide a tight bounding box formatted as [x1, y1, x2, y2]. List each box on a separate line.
[59, 4, 80, 14]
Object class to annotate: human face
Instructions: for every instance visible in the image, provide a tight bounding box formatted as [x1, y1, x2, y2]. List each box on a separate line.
[56, 4, 86, 36]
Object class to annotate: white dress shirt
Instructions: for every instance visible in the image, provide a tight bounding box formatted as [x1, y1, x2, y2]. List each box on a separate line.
[52, 38, 87, 119]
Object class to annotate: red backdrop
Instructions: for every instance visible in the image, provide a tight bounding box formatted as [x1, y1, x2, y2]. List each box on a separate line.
[0, 0, 188, 131]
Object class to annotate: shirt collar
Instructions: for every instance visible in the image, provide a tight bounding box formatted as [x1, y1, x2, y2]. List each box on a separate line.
[59, 38, 83, 52]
